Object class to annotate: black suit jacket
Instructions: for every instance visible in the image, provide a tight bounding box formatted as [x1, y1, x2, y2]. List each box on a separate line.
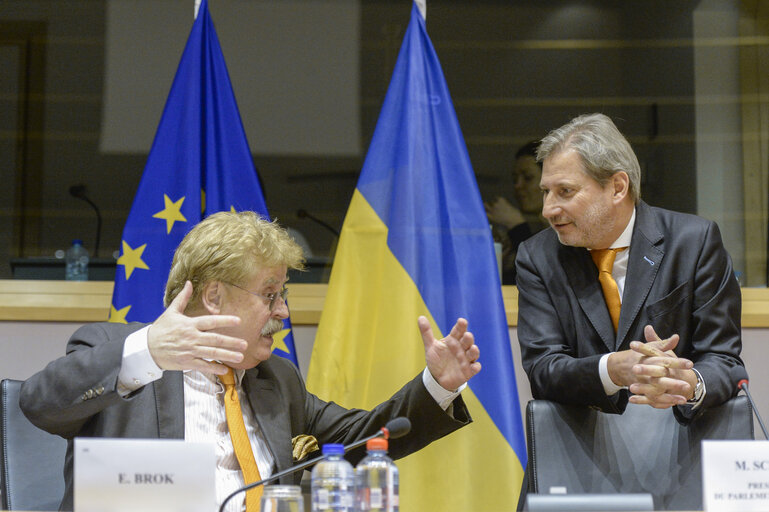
[20, 322, 471, 510]
[515, 201, 744, 421]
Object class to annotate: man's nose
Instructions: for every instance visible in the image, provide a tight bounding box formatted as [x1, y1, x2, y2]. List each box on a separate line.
[542, 194, 559, 218]
[272, 296, 289, 319]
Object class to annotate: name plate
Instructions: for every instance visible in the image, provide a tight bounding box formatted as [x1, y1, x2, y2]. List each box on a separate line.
[703, 440, 769, 511]
[74, 438, 216, 512]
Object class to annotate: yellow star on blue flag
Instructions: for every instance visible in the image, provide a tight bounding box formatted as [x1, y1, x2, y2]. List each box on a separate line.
[271, 328, 292, 354]
[116, 241, 149, 279]
[109, 305, 131, 324]
[153, 194, 187, 234]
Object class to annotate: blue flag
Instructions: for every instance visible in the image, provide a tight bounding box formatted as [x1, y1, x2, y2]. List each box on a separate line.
[308, 2, 526, 509]
[110, 0, 298, 365]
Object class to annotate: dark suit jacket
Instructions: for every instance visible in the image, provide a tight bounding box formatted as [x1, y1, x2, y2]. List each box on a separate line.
[20, 322, 471, 511]
[515, 201, 744, 422]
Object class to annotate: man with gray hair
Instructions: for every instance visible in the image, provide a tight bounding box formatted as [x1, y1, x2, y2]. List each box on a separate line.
[516, 113, 744, 423]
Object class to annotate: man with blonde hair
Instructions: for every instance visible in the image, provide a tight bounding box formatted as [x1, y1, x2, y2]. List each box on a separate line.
[516, 113, 744, 423]
[22, 211, 480, 512]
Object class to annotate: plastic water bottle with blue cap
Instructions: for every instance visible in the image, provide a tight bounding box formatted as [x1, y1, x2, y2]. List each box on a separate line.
[65, 239, 89, 281]
[311, 443, 355, 511]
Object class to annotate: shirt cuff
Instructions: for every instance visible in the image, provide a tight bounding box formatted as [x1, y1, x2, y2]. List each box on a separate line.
[422, 367, 465, 411]
[117, 325, 164, 396]
[599, 353, 627, 395]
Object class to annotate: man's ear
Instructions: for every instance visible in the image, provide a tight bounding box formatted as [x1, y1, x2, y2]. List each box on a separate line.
[611, 171, 630, 203]
[200, 281, 223, 314]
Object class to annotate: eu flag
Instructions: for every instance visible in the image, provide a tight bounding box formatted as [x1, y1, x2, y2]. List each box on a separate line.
[110, 0, 298, 365]
[306, 2, 526, 509]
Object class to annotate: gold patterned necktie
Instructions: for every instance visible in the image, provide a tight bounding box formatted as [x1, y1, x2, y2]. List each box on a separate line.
[590, 248, 627, 333]
[219, 368, 262, 511]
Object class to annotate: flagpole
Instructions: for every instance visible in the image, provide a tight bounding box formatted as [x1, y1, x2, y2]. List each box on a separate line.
[415, 0, 426, 20]
[194, 0, 201, 19]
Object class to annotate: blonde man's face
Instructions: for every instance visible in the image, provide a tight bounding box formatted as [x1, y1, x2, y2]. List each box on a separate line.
[217, 265, 289, 369]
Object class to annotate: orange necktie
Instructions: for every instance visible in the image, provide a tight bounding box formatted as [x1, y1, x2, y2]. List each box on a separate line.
[590, 248, 627, 333]
[220, 369, 262, 511]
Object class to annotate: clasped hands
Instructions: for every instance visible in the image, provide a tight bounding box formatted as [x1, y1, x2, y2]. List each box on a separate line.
[608, 325, 698, 409]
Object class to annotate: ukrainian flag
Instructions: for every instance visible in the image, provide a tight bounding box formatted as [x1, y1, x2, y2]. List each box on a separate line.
[306, 2, 526, 510]
[110, 0, 298, 365]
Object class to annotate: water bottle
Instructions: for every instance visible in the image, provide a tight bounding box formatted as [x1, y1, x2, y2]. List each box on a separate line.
[311, 443, 355, 512]
[65, 239, 89, 281]
[355, 438, 399, 512]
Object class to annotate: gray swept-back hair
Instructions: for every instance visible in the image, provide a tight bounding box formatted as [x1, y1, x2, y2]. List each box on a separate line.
[537, 113, 641, 203]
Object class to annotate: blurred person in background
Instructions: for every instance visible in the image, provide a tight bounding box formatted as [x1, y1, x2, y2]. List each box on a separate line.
[486, 140, 549, 284]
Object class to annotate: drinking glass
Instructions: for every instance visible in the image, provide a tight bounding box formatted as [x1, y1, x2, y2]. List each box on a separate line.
[260, 484, 304, 512]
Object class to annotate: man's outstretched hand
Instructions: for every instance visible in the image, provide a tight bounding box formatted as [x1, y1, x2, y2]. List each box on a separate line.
[419, 316, 481, 391]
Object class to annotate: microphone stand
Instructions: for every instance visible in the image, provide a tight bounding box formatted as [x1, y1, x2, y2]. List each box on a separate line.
[297, 209, 340, 238]
[69, 184, 102, 257]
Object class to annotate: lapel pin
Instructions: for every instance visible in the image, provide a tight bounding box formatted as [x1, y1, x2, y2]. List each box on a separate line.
[643, 256, 655, 266]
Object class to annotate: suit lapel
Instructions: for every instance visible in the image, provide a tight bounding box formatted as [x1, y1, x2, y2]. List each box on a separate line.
[154, 371, 185, 439]
[242, 368, 293, 475]
[561, 245, 616, 352]
[617, 202, 664, 349]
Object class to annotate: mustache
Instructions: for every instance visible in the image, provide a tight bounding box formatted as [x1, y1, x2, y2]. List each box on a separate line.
[261, 318, 284, 337]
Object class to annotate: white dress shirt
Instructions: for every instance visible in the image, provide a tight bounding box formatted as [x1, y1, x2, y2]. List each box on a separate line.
[183, 368, 274, 512]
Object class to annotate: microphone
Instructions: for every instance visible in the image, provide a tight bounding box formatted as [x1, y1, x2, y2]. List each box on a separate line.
[732, 366, 768, 440]
[342, 417, 411, 453]
[297, 208, 340, 238]
[218, 417, 411, 512]
[69, 184, 102, 257]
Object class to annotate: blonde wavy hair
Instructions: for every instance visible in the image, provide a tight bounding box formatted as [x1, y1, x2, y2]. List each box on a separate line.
[164, 211, 305, 308]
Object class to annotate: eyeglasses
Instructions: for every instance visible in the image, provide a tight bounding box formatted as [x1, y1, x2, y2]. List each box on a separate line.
[226, 282, 289, 311]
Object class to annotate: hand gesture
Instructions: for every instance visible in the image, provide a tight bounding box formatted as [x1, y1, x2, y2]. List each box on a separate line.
[485, 197, 525, 229]
[627, 325, 696, 408]
[147, 281, 247, 374]
[419, 316, 481, 391]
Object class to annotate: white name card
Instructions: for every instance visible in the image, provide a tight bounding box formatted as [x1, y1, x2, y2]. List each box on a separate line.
[703, 440, 769, 511]
[74, 438, 216, 512]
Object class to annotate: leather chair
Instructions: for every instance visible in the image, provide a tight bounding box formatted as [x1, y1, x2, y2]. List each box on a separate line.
[525, 396, 754, 510]
[1, 379, 67, 510]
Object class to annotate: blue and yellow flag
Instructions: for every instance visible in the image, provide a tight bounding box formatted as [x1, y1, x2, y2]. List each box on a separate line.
[109, 0, 298, 365]
[307, 2, 526, 509]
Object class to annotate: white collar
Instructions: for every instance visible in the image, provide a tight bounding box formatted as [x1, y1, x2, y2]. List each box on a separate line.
[185, 367, 246, 385]
[609, 207, 636, 249]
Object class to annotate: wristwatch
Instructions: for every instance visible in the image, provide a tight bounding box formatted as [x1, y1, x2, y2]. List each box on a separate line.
[687, 370, 705, 404]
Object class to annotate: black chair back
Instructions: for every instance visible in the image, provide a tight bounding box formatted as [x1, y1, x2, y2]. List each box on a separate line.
[1, 379, 67, 510]
[525, 397, 754, 510]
